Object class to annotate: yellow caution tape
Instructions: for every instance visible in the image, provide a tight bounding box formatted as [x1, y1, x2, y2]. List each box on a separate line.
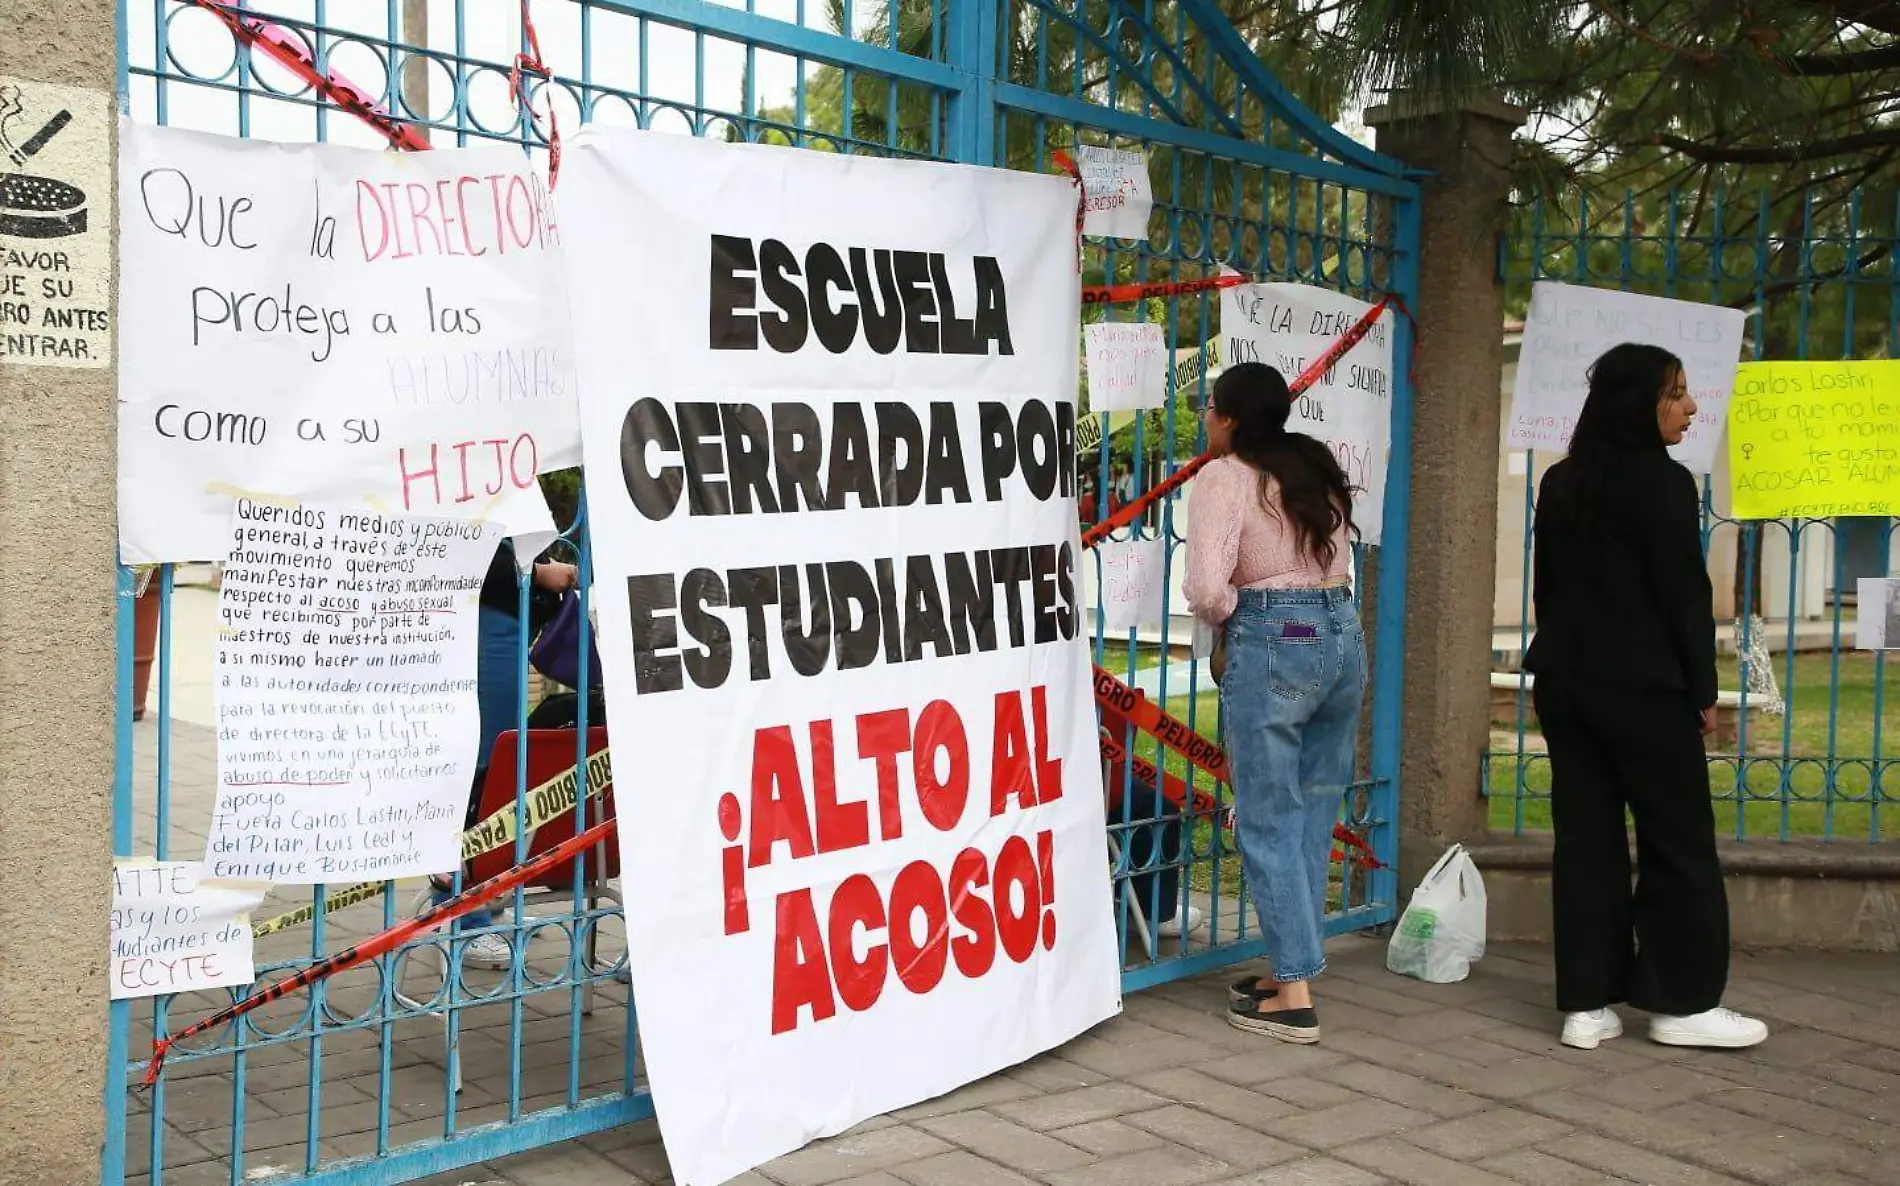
[249, 746, 614, 937]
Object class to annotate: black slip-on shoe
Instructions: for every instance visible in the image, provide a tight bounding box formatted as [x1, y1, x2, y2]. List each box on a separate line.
[1228, 999, 1320, 1044]
[1228, 975, 1281, 1008]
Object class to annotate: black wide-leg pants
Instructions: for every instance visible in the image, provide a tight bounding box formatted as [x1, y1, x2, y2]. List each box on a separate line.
[1532, 677, 1731, 1016]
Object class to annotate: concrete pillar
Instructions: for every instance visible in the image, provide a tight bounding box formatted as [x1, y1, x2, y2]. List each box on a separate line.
[0, 1, 120, 1181]
[1364, 95, 1527, 889]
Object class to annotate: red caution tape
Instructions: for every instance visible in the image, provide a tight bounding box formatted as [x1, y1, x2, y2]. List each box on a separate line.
[188, 2, 430, 153]
[141, 818, 617, 1086]
[1083, 273, 1249, 307]
[509, 0, 562, 187]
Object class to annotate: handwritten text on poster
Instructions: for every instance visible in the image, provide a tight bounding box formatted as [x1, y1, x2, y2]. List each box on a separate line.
[1727, 360, 1900, 519]
[206, 500, 499, 883]
[110, 861, 269, 1000]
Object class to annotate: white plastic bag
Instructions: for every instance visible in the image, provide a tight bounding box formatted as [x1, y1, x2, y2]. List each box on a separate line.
[1386, 843, 1487, 983]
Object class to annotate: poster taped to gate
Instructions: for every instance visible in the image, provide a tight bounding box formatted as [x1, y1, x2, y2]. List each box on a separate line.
[560, 127, 1119, 1186]
[116, 121, 578, 564]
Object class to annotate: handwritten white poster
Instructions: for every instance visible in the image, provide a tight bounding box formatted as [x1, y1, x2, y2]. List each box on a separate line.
[1098, 538, 1166, 631]
[117, 121, 578, 565]
[1221, 280, 1394, 544]
[1857, 578, 1900, 651]
[561, 128, 1118, 1186]
[110, 861, 269, 1000]
[1507, 281, 1746, 473]
[1075, 145, 1152, 241]
[1085, 321, 1167, 411]
[205, 500, 499, 884]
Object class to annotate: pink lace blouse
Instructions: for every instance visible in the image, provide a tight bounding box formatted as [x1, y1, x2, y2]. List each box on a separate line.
[1183, 455, 1351, 625]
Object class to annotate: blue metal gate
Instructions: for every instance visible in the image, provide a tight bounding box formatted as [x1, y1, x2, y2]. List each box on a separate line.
[108, 2, 1420, 1182]
[1492, 187, 1897, 844]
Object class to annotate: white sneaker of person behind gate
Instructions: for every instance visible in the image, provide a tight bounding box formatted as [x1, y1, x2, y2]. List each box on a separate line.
[1156, 905, 1206, 939]
[1648, 1007, 1769, 1049]
[461, 932, 514, 971]
[1560, 1007, 1623, 1049]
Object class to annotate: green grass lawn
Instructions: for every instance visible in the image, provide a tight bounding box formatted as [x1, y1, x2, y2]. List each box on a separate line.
[1486, 651, 1894, 841]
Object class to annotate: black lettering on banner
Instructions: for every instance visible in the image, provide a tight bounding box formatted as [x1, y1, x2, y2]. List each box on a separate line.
[708, 236, 1012, 356]
[625, 545, 1085, 694]
[679, 567, 733, 688]
[806, 243, 856, 353]
[728, 566, 780, 681]
[828, 561, 881, 671]
[758, 239, 808, 353]
[774, 402, 828, 512]
[852, 249, 903, 354]
[944, 550, 996, 655]
[978, 402, 1016, 500]
[892, 251, 937, 353]
[925, 403, 972, 505]
[875, 402, 925, 506]
[677, 402, 733, 516]
[627, 573, 683, 694]
[709, 234, 760, 349]
[828, 403, 881, 512]
[1017, 400, 1059, 501]
[621, 397, 684, 521]
[781, 563, 833, 676]
[722, 403, 780, 514]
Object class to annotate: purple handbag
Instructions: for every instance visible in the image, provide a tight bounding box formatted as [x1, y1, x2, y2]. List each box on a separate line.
[528, 592, 603, 689]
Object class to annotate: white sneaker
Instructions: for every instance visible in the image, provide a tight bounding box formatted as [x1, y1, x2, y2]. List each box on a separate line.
[460, 932, 514, 971]
[1560, 1007, 1623, 1050]
[1649, 1007, 1769, 1049]
[1156, 905, 1205, 939]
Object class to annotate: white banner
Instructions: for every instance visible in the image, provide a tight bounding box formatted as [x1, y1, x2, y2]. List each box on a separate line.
[1507, 281, 1746, 474]
[561, 128, 1120, 1186]
[117, 122, 580, 564]
[1221, 281, 1394, 544]
[205, 500, 498, 884]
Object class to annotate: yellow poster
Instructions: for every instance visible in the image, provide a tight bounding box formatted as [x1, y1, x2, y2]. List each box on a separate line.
[1727, 360, 1900, 520]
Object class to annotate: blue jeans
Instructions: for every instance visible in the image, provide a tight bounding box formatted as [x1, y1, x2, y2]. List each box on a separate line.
[437, 606, 529, 931]
[1219, 587, 1366, 982]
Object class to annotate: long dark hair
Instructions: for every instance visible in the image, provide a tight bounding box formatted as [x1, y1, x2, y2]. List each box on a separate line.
[1541, 342, 1683, 529]
[1210, 362, 1357, 569]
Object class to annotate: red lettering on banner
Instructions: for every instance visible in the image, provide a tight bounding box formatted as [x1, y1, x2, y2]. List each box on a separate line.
[913, 700, 970, 831]
[990, 691, 1035, 815]
[827, 874, 886, 1013]
[855, 708, 911, 842]
[764, 828, 1060, 1035]
[770, 888, 835, 1035]
[810, 718, 870, 854]
[355, 172, 556, 262]
[749, 725, 817, 868]
[1030, 685, 1063, 806]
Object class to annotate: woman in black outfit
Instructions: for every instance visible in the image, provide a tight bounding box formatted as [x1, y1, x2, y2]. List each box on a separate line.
[1525, 343, 1767, 1052]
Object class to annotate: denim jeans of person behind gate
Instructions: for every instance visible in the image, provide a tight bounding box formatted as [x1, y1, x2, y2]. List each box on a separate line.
[1219, 587, 1367, 982]
[431, 605, 528, 932]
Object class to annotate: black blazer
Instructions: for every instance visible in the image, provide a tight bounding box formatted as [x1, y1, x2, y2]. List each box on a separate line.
[1523, 450, 1718, 709]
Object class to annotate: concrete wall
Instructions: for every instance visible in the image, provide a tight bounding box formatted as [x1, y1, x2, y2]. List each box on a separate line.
[0, 3, 120, 1181]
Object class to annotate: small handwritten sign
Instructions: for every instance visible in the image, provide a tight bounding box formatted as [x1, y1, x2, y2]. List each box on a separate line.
[1098, 538, 1166, 631]
[110, 861, 269, 1000]
[1085, 322, 1167, 412]
[1075, 146, 1152, 241]
[1508, 282, 1745, 474]
[206, 499, 501, 883]
[1856, 578, 1899, 652]
[1727, 360, 1900, 519]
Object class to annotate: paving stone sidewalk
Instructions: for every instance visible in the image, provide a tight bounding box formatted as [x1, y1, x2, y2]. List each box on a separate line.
[420, 938, 1900, 1186]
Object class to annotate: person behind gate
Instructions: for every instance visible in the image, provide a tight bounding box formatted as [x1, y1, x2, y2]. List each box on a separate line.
[1184, 361, 1366, 1046]
[1525, 342, 1767, 1052]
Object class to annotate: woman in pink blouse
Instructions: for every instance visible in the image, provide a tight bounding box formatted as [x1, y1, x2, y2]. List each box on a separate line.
[1184, 362, 1365, 1045]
